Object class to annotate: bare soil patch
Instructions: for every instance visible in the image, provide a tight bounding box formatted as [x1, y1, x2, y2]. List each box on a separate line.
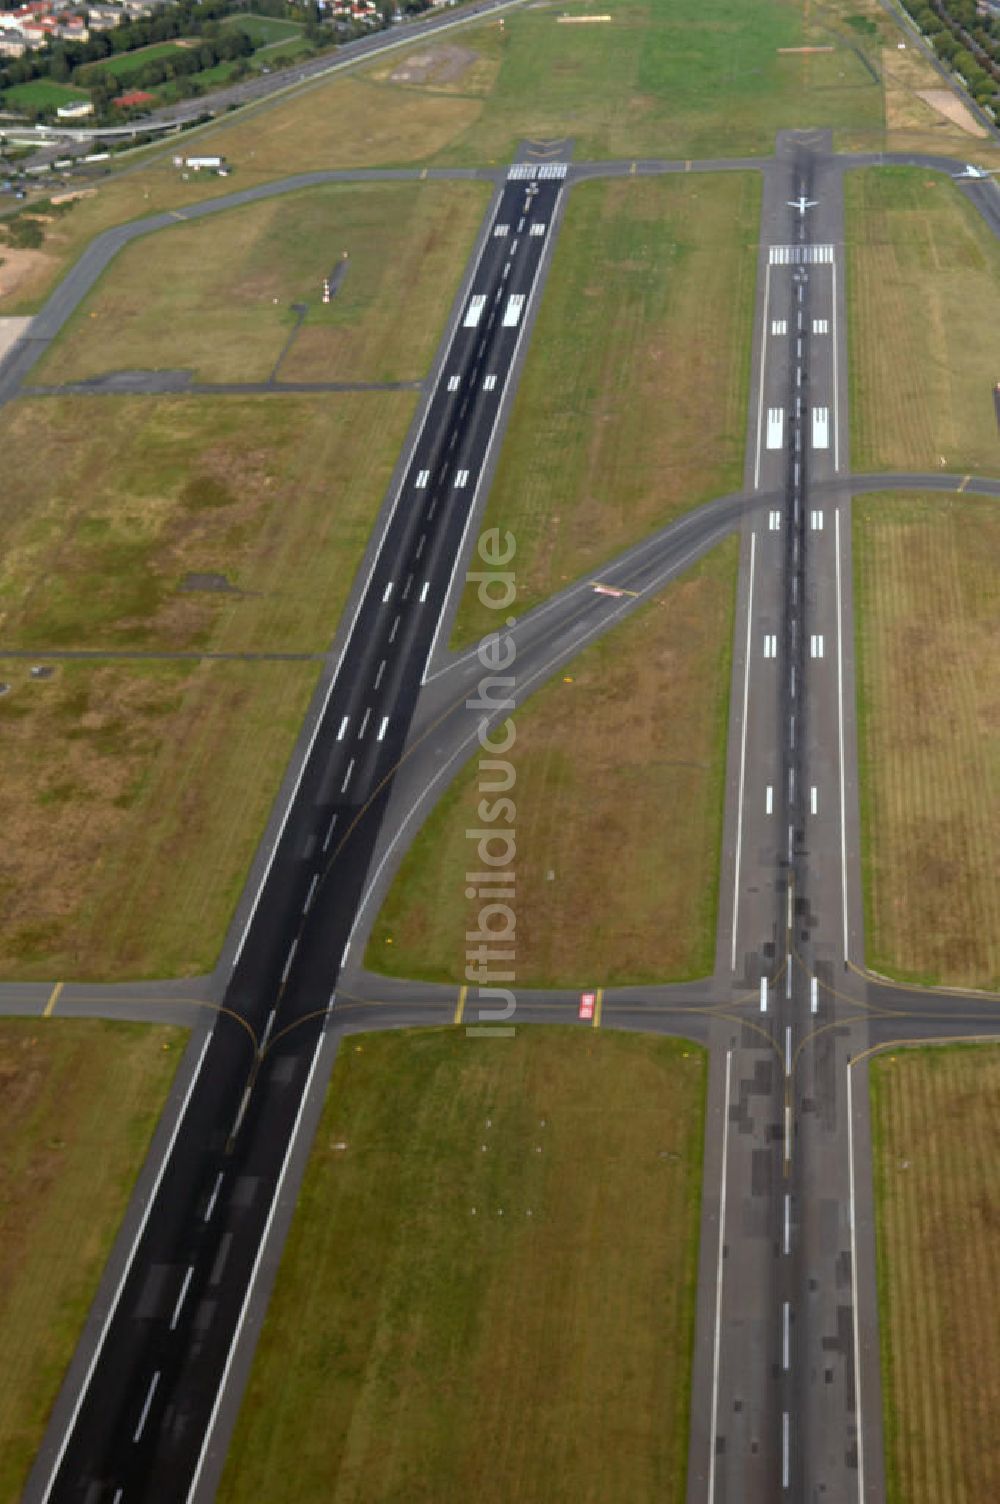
[0, 246, 56, 305]
[388, 43, 477, 86]
[0, 316, 31, 364]
[916, 88, 986, 137]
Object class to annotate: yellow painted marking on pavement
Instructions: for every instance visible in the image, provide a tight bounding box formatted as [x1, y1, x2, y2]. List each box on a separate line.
[958, 474, 971, 492]
[454, 985, 467, 1025]
[44, 981, 63, 1018]
[593, 988, 603, 1028]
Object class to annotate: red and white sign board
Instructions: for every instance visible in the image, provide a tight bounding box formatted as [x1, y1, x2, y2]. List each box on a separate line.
[578, 992, 596, 1020]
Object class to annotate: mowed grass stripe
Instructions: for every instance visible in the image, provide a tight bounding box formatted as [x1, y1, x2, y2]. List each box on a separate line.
[846, 167, 1000, 476]
[871, 1046, 1000, 1503]
[219, 1027, 706, 1503]
[854, 493, 1000, 989]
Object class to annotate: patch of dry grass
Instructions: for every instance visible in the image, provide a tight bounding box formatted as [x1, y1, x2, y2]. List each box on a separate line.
[0, 389, 416, 979]
[0, 393, 415, 653]
[846, 168, 1000, 477]
[854, 492, 1000, 990]
[0, 1018, 183, 1497]
[0, 658, 319, 979]
[36, 181, 488, 385]
[370, 537, 737, 987]
[451, 174, 757, 645]
[219, 1026, 706, 1504]
[871, 1045, 1000, 1504]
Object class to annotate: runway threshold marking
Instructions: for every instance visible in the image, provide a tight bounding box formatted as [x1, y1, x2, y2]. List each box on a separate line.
[454, 985, 467, 1025]
[44, 981, 63, 1018]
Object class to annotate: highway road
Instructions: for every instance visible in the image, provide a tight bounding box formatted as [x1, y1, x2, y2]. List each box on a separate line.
[6, 132, 1000, 1504]
[24, 159, 571, 1504]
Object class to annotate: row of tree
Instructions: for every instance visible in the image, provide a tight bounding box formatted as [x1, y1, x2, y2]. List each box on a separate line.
[901, 0, 999, 112]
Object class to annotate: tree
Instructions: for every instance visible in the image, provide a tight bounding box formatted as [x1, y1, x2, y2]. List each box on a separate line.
[49, 47, 71, 84]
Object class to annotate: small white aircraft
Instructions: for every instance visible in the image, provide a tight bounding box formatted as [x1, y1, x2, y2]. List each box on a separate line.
[788, 195, 819, 215]
[953, 163, 1000, 180]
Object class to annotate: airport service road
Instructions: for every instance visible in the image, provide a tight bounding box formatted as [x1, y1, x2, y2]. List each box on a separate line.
[25, 162, 570, 1504]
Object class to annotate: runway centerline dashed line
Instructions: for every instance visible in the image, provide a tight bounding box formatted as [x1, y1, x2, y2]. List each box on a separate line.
[204, 1172, 224, 1224]
[133, 1373, 160, 1444]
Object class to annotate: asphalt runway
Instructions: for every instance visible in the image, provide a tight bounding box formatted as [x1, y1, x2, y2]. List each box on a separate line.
[24, 163, 572, 1504]
[6, 136, 1000, 1504]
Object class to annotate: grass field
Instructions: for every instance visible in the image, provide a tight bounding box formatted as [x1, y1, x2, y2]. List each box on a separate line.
[854, 492, 1000, 991]
[421, 0, 884, 164]
[38, 181, 489, 386]
[219, 1026, 706, 1504]
[870, 1044, 1000, 1504]
[0, 657, 319, 979]
[0, 81, 484, 314]
[0, 389, 414, 978]
[0, 1018, 183, 1497]
[79, 40, 191, 85]
[223, 12, 303, 45]
[0, 393, 414, 654]
[450, 174, 756, 645]
[2, 79, 89, 109]
[370, 537, 737, 987]
[846, 168, 1000, 477]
